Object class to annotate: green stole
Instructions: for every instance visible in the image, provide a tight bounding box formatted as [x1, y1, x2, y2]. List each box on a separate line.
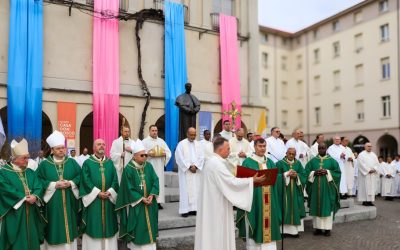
[115, 160, 159, 245]
[305, 155, 341, 218]
[236, 155, 282, 243]
[79, 155, 119, 238]
[36, 156, 81, 245]
[276, 158, 306, 225]
[0, 164, 44, 250]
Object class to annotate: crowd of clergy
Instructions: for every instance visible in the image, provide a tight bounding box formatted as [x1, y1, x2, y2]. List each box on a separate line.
[1, 119, 398, 250]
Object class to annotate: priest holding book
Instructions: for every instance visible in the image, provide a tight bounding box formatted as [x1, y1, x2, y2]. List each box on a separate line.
[236, 138, 282, 250]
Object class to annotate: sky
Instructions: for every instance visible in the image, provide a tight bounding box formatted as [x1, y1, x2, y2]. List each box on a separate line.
[259, 0, 365, 33]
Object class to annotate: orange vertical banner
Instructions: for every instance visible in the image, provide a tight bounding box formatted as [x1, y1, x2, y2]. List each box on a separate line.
[57, 102, 76, 149]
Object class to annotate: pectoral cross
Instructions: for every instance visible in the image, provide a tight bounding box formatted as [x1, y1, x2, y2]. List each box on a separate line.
[139, 181, 144, 190]
[223, 101, 241, 129]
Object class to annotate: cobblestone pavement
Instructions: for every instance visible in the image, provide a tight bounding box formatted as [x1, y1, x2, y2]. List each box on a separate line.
[159, 197, 400, 250]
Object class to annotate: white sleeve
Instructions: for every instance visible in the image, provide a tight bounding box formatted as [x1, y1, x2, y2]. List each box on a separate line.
[107, 188, 118, 204]
[43, 182, 57, 203]
[69, 181, 79, 199]
[82, 187, 101, 207]
[308, 171, 315, 183]
[175, 143, 191, 171]
[326, 170, 333, 182]
[13, 197, 26, 209]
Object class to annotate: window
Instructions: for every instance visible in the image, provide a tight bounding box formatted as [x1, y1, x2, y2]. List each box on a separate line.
[314, 75, 321, 94]
[354, 11, 362, 23]
[356, 100, 365, 121]
[297, 80, 303, 98]
[281, 110, 288, 128]
[297, 109, 303, 128]
[282, 38, 287, 46]
[296, 37, 301, 45]
[262, 34, 268, 43]
[332, 20, 340, 32]
[262, 79, 269, 97]
[333, 103, 341, 124]
[296, 55, 302, 69]
[379, 0, 389, 13]
[262, 52, 268, 68]
[281, 56, 287, 70]
[355, 64, 364, 86]
[313, 29, 319, 40]
[333, 70, 341, 90]
[315, 107, 321, 125]
[281, 81, 288, 98]
[354, 33, 363, 52]
[212, 0, 234, 15]
[380, 24, 389, 41]
[382, 95, 391, 118]
[333, 41, 340, 57]
[314, 48, 320, 63]
[381, 57, 390, 80]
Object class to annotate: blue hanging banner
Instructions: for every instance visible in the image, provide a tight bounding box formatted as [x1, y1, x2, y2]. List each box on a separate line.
[7, 0, 43, 154]
[164, 1, 187, 171]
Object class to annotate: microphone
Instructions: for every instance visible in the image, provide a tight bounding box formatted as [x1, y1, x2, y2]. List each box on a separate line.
[268, 152, 279, 161]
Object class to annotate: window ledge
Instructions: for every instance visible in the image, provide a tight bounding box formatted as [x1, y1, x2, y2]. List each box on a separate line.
[380, 78, 391, 82]
[333, 122, 341, 125]
[381, 116, 391, 120]
[380, 38, 390, 43]
[355, 83, 364, 87]
[355, 119, 364, 123]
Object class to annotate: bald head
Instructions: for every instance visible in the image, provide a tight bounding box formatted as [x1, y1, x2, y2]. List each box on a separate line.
[93, 139, 106, 157]
[318, 142, 327, 156]
[364, 142, 372, 152]
[187, 127, 197, 142]
[293, 129, 301, 140]
[333, 136, 341, 145]
[286, 147, 296, 161]
[236, 128, 245, 141]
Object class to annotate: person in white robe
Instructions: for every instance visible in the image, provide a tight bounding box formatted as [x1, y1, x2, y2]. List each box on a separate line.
[194, 137, 265, 250]
[175, 127, 204, 217]
[381, 156, 397, 200]
[375, 156, 386, 195]
[110, 126, 137, 183]
[327, 136, 348, 197]
[219, 120, 234, 140]
[200, 130, 214, 159]
[310, 134, 324, 158]
[392, 155, 400, 197]
[357, 143, 379, 206]
[77, 148, 90, 167]
[266, 127, 286, 163]
[228, 128, 252, 166]
[286, 129, 310, 167]
[341, 137, 356, 196]
[352, 152, 359, 196]
[142, 125, 171, 208]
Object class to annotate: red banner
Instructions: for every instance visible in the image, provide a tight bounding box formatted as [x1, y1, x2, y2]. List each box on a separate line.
[57, 102, 76, 148]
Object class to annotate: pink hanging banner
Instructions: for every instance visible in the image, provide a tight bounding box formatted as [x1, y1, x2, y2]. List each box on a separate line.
[219, 14, 242, 129]
[93, 0, 119, 156]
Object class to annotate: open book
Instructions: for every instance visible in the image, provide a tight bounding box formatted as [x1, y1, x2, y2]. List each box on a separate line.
[236, 166, 278, 187]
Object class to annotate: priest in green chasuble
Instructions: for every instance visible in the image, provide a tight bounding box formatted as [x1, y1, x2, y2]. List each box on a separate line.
[305, 143, 341, 237]
[37, 131, 81, 250]
[0, 139, 44, 250]
[276, 147, 306, 237]
[237, 138, 282, 250]
[79, 139, 119, 250]
[116, 140, 159, 250]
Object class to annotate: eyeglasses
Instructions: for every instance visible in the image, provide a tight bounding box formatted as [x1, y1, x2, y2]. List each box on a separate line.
[139, 154, 148, 157]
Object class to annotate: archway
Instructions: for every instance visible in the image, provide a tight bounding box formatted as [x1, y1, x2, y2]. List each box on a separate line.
[0, 106, 53, 159]
[353, 135, 370, 154]
[79, 112, 130, 155]
[377, 134, 398, 158]
[213, 119, 248, 136]
[155, 115, 165, 140]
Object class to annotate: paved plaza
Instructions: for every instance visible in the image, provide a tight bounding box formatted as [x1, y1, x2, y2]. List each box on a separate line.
[159, 197, 400, 250]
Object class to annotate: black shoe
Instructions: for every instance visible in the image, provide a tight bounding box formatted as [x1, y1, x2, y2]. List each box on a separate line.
[181, 213, 189, 218]
[158, 204, 164, 209]
[385, 197, 394, 201]
[189, 211, 197, 216]
[340, 194, 347, 200]
[313, 229, 323, 236]
[368, 202, 375, 206]
[324, 230, 331, 237]
[362, 201, 369, 206]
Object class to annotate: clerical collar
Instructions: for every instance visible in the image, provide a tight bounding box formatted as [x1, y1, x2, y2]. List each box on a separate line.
[11, 163, 24, 171]
[93, 154, 105, 161]
[318, 155, 329, 160]
[285, 158, 295, 164]
[251, 153, 266, 164]
[53, 156, 65, 163]
[132, 160, 145, 169]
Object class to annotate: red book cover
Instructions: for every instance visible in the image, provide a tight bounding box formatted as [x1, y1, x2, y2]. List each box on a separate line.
[236, 166, 278, 187]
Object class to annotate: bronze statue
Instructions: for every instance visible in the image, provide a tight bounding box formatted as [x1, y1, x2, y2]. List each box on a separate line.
[175, 83, 201, 141]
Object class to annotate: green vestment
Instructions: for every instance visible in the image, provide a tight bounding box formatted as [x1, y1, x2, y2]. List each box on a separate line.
[236, 156, 282, 243]
[305, 155, 341, 218]
[36, 156, 81, 245]
[79, 155, 119, 238]
[115, 160, 159, 246]
[276, 158, 306, 226]
[0, 164, 44, 250]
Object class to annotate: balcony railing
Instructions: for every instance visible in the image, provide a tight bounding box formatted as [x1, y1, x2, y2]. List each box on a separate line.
[154, 0, 190, 24]
[210, 12, 239, 34]
[86, 0, 128, 12]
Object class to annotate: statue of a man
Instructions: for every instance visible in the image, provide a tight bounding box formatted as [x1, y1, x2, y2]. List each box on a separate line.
[175, 83, 201, 141]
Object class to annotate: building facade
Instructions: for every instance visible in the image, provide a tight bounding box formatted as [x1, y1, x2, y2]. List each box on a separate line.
[0, 0, 263, 156]
[260, 0, 400, 157]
